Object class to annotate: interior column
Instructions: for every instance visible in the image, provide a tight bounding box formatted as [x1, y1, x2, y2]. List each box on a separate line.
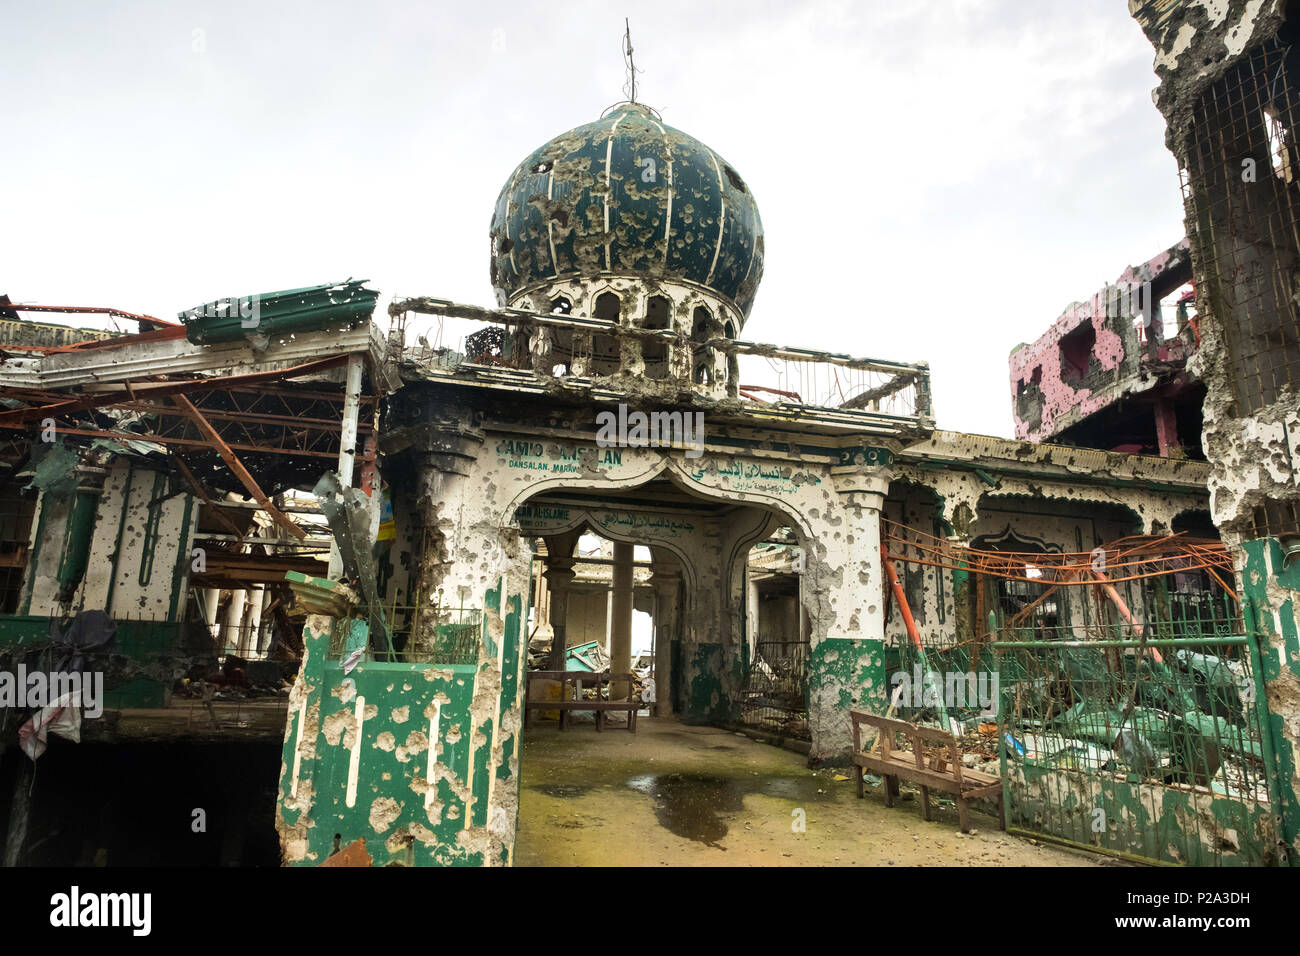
[650, 562, 680, 717]
[610, 541, 634, 698]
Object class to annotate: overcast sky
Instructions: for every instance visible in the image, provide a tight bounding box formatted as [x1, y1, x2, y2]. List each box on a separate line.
[0, 0, 1182, 437]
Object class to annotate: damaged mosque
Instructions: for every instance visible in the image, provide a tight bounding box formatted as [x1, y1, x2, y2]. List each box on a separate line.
[0, 1, 1296, 870]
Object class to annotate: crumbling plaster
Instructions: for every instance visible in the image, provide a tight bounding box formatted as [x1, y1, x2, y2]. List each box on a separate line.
[1131, 0, 1283, 133]
[1009, 239, 1191, 442]
[388, 388, 899, 761]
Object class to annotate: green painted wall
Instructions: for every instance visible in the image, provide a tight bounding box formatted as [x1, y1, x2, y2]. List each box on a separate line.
[808, 638, 886, 714]
[684, 642, 729, 724]
[277, 577, 528, 867]
[1241, 537, 1300, 857]
[1005, 762, 1279, 866]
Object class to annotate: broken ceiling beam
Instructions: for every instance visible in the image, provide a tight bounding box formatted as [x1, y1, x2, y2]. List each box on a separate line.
[1, 302, 180, 329]
[42, 427, 343, 459]
[170, 393, 307, 540]
[0, 354, 352, 427]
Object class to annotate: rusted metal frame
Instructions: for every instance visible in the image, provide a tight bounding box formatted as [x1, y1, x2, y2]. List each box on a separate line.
[46, 427, 342, 459]
[0, 354, 351, 427]
[1203, 564, 1242, 604]
[109, 399, 374, 435]
[0, 387, 78, 405]
[186, 385, 376, 427]
[151, 408, 342, 456]
[880, 546, 923, 651]
[195, 385, 374, 421]
[170, 393, 306, 540]
[1005, 571, 1081, 630]
[1, 302, 178, 328]
[221, 385, 376, 405]
[152, 414, 341, 458]
[172, 454, 247, 544]
[738, 384, 803, 402]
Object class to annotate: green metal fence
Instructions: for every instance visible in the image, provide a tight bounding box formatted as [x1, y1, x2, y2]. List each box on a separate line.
[993, 621, 1279, 866]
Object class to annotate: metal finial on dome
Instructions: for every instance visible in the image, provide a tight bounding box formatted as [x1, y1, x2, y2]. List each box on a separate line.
[622, 18, 641, 104]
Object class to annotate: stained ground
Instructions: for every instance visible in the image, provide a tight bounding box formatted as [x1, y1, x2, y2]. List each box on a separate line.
[516, 718, 1109, 866]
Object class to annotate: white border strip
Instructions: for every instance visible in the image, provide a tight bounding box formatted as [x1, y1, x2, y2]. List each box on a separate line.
[345, 694, 366, 808]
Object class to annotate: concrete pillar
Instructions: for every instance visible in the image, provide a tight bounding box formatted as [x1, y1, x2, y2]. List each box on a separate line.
[610, 541, 634, 698]
[202, 587, 222, 641]
[224, 588, 247, 656]
[1153, 398, 1180, 458]
[329, 351, 366, 580]
[244, 585, 267, 658]
[542, 530, 581, 671]
[650, 564, 680, 717]
[543, 562, 574, 670]
[806, 471, 891, 759]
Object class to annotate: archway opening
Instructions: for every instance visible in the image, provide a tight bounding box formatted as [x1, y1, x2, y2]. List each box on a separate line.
[736, 524, 808, 741]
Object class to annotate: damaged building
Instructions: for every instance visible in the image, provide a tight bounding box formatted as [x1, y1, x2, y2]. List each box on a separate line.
[0, 14, 1296, 868]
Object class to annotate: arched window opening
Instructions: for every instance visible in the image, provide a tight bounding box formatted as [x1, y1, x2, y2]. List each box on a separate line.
[692, 306, 720, 387]
[595, 291, 621, 322]
[642, 295, 671, 379]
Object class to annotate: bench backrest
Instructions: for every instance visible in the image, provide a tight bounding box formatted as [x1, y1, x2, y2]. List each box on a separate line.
[849, 709, 962, 783]
[526, 671, 639, 701]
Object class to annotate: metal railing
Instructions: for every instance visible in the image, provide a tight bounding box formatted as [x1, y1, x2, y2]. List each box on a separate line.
[387, 297, 933, 428]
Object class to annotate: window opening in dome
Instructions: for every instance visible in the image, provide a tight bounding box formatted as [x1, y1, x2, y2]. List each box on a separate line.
[550, 296, 572, 315]
[644, 295, 671, 330]
[531, 159, 553, 174]
[724, 166, 747, 192]
[642, 295, 671, 379]
[723, 322, 739, 393]
[692, 306, 721, 388]
[595, 291, 622, 323]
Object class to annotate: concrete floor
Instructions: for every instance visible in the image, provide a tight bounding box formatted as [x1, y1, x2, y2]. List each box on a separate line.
[516, 717, 1104, 866]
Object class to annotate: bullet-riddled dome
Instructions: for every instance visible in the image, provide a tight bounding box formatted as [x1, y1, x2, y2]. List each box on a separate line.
[490, 103, 764, 321]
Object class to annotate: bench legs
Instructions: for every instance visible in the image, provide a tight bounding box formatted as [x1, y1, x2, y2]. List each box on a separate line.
[920, 785, 932, 822]
[883, 775, 899, 808]
[956, 796, 970, 833]
[856, 768, 864, 800]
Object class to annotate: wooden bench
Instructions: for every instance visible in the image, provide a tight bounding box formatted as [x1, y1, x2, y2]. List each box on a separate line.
[524, 671, 640, 733]
[850, 710, 1003, 833]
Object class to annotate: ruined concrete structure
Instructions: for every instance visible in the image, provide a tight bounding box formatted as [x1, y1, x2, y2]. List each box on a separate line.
[1, 31, 1296, 868]
[1131, 0, 1300, 857]
[1010, 239, 1204, 457]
